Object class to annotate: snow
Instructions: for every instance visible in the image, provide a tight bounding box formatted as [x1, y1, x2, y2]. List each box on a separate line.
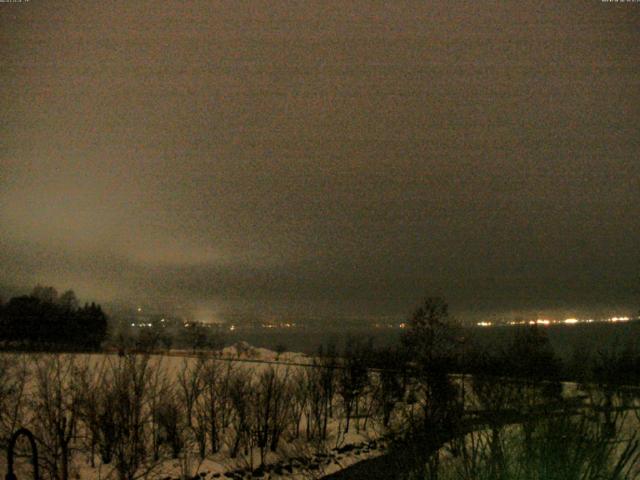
[1, 346, 389, 480]
[5, 346, 637, 480]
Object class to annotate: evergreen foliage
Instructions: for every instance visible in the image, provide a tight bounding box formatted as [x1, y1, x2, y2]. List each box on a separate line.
[0, 286, 107, 350]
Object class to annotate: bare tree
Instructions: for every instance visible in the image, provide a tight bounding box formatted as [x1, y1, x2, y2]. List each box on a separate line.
[0, 354, 29, 446]
[77, 357, 110, 467]
[305, 360, 335, 441]
[376, 368, 405, 428]
[289, 368, 308, 439]
[155, 388, 185, 459]
[105, 354, 157, 480]
[253, 366, 293, 465]
[148, 361, 171, 461]
[197, 358, 235, 455]
[177, 357, 206, 458]
[31, 355, 83, 480]
[228, 369, 255, 459]
[338, 338, 370, 433]
[401, 297, 463, 437]
[217, 362, 235, 440]
[177, 358, 204, 430]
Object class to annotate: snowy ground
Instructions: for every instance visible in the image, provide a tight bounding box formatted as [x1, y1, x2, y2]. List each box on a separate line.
[3, 347, 639, 480]
[2, 345, 394, 480]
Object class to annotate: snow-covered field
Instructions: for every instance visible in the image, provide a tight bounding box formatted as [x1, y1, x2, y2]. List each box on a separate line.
[0, 346, 397, 480]
[2, 347, 639, 480]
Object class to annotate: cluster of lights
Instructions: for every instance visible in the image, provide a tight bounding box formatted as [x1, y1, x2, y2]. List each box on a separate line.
[373, 322, 408, 329]
[130, 317, 165, 328]
[260, 322, 296, 329]
[131, 322, 153, 327]
[477, 315, 633, 328]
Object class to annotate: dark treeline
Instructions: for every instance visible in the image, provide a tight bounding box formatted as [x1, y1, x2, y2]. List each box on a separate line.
[396, 297, 640, 480]
[329, 298, 640, 388]
[335, 296, 640, 480]
[458, 326, 640, 387]
[0, 285, 108, 351]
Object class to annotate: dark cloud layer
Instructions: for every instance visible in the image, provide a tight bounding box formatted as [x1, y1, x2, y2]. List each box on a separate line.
[1, 1, 639, 322]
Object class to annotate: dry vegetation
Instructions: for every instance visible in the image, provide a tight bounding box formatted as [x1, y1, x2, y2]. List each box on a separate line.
[0, 350, 403, 480]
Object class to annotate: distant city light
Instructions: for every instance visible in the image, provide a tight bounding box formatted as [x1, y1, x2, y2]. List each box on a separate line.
[477, 315, 634, 328]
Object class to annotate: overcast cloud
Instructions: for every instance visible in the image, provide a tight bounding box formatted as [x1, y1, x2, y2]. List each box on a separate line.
[1, 1, 639, 322]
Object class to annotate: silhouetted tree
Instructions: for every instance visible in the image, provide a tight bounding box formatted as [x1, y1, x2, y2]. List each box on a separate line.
[338, 337, 371, 432]
[0, 355, 29, 444]
[374, 347, 407, 427]
[401, 296, 463, 439]
[0, 288, 108, 350]
[507, 325, 559, 380]
[155, 392, 185, 459]
[32, 285, 58, 303]
[254, 366, 292, 465]
[58, 290, 79, 310]
[401, 296, 460, 368]
[31, 355, 83, 480]
[229, 369, 255, 458]
[76, 303, 108, 350]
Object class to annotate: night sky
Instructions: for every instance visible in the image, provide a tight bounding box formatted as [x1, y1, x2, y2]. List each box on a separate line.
[1, 1, 639, 323]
